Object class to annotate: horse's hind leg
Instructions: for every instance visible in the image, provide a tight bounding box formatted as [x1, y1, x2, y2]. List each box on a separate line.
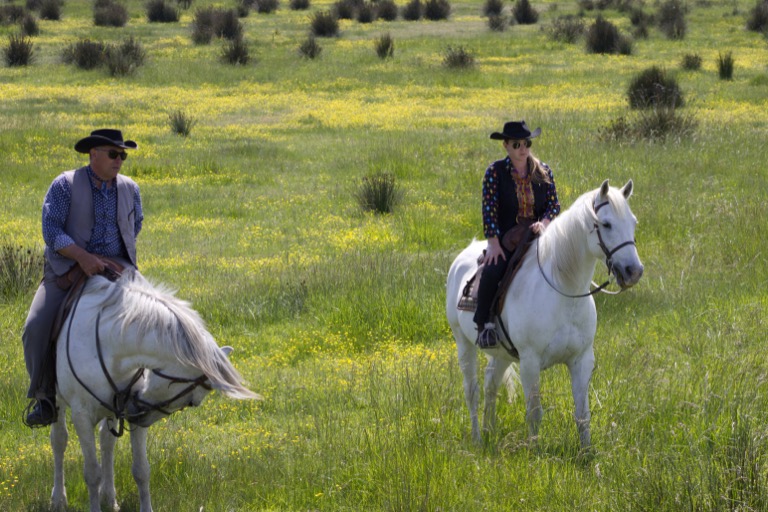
[71, 414, 103, 512]
[482, 357, 511, 436]
[99, 419, 119, 511]
[50, 406, 68, 511]
[568, 351, 595, 449]
[130, 426, 153, 512]
[519, 358, 543, 442]
[455, 335, 481, 443]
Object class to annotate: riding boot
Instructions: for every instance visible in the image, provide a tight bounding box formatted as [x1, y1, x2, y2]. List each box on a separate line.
[476, 322, 499, 349]
[24, 396, 58, 428]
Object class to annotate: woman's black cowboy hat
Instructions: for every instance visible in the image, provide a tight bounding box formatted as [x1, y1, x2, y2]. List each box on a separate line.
[490, 120, 542, 141]
[74, 129, 138, 153]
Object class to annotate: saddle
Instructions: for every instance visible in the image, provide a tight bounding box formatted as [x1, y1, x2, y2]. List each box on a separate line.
[457, 221, 537, 313]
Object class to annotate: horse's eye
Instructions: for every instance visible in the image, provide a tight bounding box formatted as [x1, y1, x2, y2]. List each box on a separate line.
[602, 222, 612, 229]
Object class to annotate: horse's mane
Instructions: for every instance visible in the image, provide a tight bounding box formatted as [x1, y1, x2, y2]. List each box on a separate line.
[96, 271, 256, 399]
[537, 186, 629, 289]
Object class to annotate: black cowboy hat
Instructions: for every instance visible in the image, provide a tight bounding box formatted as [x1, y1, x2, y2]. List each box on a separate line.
[74, 129, 138, 153]
[490, 120, 542, 141]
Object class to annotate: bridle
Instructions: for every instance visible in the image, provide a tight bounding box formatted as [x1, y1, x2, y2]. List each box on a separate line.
[65, 277, 211, 437]
[536, 196, 636, 299]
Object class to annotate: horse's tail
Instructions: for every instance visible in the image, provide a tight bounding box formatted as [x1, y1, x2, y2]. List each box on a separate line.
[503, 363, 520, 403]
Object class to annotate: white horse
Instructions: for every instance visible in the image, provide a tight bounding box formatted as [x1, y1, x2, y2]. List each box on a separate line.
[446, 180, 643, 449]
[50, 270, 260, 512]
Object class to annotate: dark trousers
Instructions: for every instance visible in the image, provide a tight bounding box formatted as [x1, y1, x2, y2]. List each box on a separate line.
[472, 246, 512, 326]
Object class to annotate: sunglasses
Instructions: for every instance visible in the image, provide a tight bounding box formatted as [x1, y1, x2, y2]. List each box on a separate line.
[509, 139, 533, 150]
[95, 148, 128, 161]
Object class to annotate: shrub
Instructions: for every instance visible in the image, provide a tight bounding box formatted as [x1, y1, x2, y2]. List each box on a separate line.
[289, 0, 310, 10]
[717, 51, 734, 80]
[746, 0, 768, 33]
[357, 2, 376, 22]
[354, 172, 402, 214]
[21, 13, 40, 36]
[298, 34, 322, 59]
[512, 0, 538, 24]
[0, 245, 44, 300]
[4, 34, 34, 66]
[146, 0, 179, 22]
[401, 0, 422, 20]
[191, 7, 216, 44]
[221, 36, 250, 64]
[169, 110, 196, 136]
[377, 0, 397, 21]
[236, 0, 251, 17]
[333, 0, 357, 19]
[681, 52, 702, 70]
[215, 9, 243, 40]
[442, 44, 474, 68]
[546, 15, 585, 43]
[310, 10, 339, 37]
[1, 5, 27, 23]
[488, 14, 507, 31]
[424, 0, 450, 20]
[657, 0, 687, 40]
[374, 32, 394, 59]
[94, 2, 129, 27]
[627, 66, 684, 109]
[600, 107, 697, 142]
[39, 0, 61, 20]
[105, 36, 146, 76]
[585, 15, 630, 54]
[256, 0, 279, 14]
[62, 38, 106, 69]
[483, 0, 503, 17]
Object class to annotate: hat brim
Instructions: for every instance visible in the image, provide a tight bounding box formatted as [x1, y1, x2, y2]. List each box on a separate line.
[75, 136, 138, 153]
[490, 127, 542, 140]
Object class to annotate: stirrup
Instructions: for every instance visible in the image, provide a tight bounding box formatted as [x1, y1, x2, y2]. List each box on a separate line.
[22, 398, 58, 428]
[476, 325, 498, 349]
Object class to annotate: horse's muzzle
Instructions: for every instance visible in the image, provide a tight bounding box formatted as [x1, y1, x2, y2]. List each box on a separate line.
[615, 263, 644, 289]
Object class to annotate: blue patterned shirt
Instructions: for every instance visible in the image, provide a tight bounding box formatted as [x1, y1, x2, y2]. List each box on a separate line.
[42, 166, 143, 257]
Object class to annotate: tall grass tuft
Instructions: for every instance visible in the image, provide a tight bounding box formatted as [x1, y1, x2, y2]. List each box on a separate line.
[354, 172, 403, 214]
[221, 36, 250, 65]
[681, 52, 702, 70]
[21, 13, 40, 36]
[717, 51, 734, 80]
[512, 0, 538, 24]
[310, 10, 339, 37]
[298, 34, 322, 59]
[442, 44, 474, 69]
[4, 34, 34, 66]
[423, 0, 450, 20]
[374, 32, 394, 59]
[0, 244, 43, 300]
[169, 110, 197, 136]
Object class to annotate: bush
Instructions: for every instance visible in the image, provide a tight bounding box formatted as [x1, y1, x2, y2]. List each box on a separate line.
[401, 0, 422, 20]
[488, 14, 507, 31]
[512, 0, 538, 24]
[1, 5, 27, 24]
[356, 2, 376, 23]
[600, 107, 697, 143]
[546, 15, 585, 43]
[377, 0, 397, 21]
[4, 34, 34, 66]
[483, 0, 503, 17]
[256, 0, 279, 14]
[221, 36, 250, 65]
[62, 38, 106, 69]
[298, 34, 322, 59]
[39, 0, 61, 20]
[21, 13, 40, 36]
[289, 0, 310, 10]
[717, 51, 734, 80]
[105, 36, 146, 76]
[424, 0, 450, 20]
[191, 7, 216, 44]
[310, 10, 339, 37]
[146, 0, 179, 22]
[374, 32, 394, 59]
[169, 110, 197, 136]
[0, 245, 44, 300]
[442, 44, 474, 68]
[354, 172, 402, 214]
[585, 15, 631, 54]
[681, 53, 702, 70]
[333, 0, 357, 19]
[215, 9, 243, 40]
[746, 0, 768, 33]
[657, 0, 687, 40]
[627, 66, 684, 109]
[94, 2, 129, 27]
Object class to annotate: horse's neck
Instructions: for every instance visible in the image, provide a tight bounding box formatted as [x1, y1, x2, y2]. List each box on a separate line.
[539, 207, 598, 293]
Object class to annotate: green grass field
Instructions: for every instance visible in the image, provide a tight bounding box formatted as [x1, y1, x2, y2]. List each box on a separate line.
[1, 0, 767, 510]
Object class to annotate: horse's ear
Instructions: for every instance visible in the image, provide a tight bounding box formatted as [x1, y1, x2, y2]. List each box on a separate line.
[621, 179, 634, 199]
[599, 179, 610, 200]
[220, 346, 234, 357]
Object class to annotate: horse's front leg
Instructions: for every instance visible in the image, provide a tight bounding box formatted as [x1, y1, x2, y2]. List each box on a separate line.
[99, 419, 119, 511]
[455, 336, 481, 443]
[482, 356, 511, 436]
[130, 426, 153, 512]
[71, 413, 103, 512]
[50, 406, 68, 511]
[519, 357, 543, 443]
[568, 350, 595, 450]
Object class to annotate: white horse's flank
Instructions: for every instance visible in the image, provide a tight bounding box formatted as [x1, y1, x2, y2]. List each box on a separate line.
[50, 271, 260, 512]
[446, 180, 644, 448]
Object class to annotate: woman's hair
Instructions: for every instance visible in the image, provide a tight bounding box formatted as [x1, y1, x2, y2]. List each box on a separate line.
[527, 154, 552, 185]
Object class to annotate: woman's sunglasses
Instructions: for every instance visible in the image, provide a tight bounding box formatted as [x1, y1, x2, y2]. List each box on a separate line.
[509, 139, 533, 150]
[95, 148, 129, 161]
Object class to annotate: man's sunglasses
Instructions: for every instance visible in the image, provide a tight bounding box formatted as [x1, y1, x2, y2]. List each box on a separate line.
[95, 148, 128, 161]
[509, 139, 533, 150]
